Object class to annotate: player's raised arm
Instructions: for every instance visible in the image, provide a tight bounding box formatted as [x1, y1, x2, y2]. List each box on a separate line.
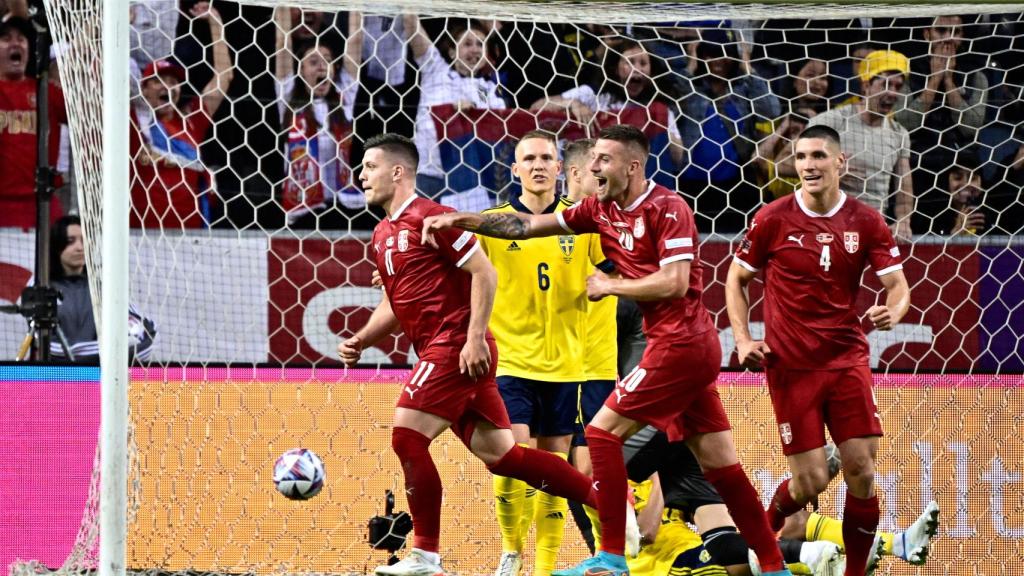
[725, 261, 771, 370]
[867, 269, 910, 331]
[338, 293, 400, 366]
[421, 210, 564, 246]
[457, 246, 498, 379]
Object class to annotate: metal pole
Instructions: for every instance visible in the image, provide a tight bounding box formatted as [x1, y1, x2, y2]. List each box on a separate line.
[32, 13, 54, 361]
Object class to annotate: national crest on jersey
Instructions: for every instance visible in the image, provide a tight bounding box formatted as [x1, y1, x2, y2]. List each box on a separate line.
[844, 231, 859, 253]
[558, 235, 575, 262]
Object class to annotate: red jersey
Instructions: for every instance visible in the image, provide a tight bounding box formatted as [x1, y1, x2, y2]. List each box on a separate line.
[130, 104, 212, 229]
[734, 191, 903, 369]
[373, 195, 486, 353]
[557, 181, 714, 344]
[0, 80, 66, 228]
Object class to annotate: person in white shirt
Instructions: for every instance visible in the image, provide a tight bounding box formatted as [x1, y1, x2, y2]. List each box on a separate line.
[405, 15, 509, 210]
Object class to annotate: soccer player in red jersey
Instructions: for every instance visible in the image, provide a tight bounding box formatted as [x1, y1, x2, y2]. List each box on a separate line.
[423, 125, 791, 576]
[725, 125, 913, 576]
[0, 16, 67, 228]
[338, 134, 599, 576]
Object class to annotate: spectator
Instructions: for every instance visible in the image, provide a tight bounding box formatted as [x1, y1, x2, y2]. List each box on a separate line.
[530, 38, 684, 171]
[406, 15, 509, 209]
[675, 30, 781, 234]
[895, 15, 989, 200]
[48, 216, 156, 362]
[784, 58, 831, 114]
[274, 7, 365, 227]
[755, 107, 816, 199]
[349, 13, 420, 169]
[808, 49, 914, 239]
[919, 148, 990, 236]
[130, 2, 232, 229]
[0, 13, 67, 229]
[130, 1, 177, 72]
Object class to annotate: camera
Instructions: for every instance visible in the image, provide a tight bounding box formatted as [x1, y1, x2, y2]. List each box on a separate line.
[368, 490, 413, 559]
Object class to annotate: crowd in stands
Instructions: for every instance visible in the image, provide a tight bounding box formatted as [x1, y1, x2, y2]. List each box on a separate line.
[1, 1, 1023, 236]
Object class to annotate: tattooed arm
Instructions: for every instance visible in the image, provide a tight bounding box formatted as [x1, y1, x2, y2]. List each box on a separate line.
[422, 211, 565, 246]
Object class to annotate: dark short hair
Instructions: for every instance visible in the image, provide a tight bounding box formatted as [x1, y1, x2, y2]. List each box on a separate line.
[598, 125, 650, 158]
[797, 125, 842, 149]
[517, 129, 557, 147]
[364, 133, 419, 170]
[942, 147, 984, 188]
[563, 138, 595, 167]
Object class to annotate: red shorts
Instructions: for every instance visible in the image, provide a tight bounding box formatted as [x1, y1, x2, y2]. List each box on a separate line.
[765, 364, 883, 456]
[605, 329, 729, 442]
[396, 340, 511, 442]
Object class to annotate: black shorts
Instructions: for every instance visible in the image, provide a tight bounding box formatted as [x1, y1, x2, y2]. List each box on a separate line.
[623, 426, 724, 521]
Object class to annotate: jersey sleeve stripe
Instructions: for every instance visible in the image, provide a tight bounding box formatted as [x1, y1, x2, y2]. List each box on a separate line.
[452, 230, 473, 251]
[875, 263, 904, 276]
[733, 256, 760, 273]
[455, 242, 480, 268]
[659, 254, 694, 267]
[555, 211, 574, 233]
[664, 237, 693, 249]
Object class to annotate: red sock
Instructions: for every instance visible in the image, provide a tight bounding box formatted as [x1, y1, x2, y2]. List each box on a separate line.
[767, 478, 805, 532]
[488, 444, 597, 508]
[585, 425, 627, 556]
[704, 463, 786, 572]
[842, 493, 880, 576]
[391, 427, 442, 552]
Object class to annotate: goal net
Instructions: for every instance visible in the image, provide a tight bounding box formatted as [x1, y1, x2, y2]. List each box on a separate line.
[3, 1, 1022, 575]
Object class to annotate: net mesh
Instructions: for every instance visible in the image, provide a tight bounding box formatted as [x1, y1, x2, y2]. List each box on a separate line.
[3, 1, 1023, 575]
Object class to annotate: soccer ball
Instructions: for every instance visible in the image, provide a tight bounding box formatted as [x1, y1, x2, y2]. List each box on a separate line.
[273, 448, 325, 500]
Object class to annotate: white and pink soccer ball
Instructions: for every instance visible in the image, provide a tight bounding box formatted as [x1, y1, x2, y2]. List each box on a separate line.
[273, 448, 325, 500]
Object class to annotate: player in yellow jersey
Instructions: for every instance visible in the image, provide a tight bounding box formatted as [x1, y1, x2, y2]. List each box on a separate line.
[481, 131, 612, 576]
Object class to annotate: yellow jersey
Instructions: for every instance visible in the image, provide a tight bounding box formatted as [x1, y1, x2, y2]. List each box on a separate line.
[584, 285, 618, 381]
[630, 480, 728, 576]
[479, 195, 605, 382]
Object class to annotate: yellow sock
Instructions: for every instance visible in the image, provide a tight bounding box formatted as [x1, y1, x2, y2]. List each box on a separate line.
[806, 512, 845, 551]
[494, 473, 527, 553]
[583, 504, 602, 551]
[533, 453, 569, 576]
[520, 485, 537, 545]
[806, 512, 895, 555]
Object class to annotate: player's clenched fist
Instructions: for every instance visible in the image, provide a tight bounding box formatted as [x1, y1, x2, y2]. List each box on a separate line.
[866, 304, 895, 331]
[459, 337, 491, 379]
[586, 269, 614, 301]
[421, 214, 458, 248]
[338, 335, 363, 366]
[736, 340, 772, 370]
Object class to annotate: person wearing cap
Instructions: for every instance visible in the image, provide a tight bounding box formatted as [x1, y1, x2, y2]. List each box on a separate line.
[894, 15, 989, 232]
[130, 1, 233, 229]
[0, 12, 68, 229]
[807, 49, 914, 240]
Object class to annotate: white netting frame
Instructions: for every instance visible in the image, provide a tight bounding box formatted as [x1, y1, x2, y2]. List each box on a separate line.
[14, 1, 1024, 575]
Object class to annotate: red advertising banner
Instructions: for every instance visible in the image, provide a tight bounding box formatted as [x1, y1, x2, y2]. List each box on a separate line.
[271, 238, 983, 371]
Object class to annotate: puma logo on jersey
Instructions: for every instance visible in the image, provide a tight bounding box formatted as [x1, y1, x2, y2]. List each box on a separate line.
[665, 212, 678, 221]
[787, 234, 804, 246]
[404, 386, 418, 399]
[614, 388, 628, 402]
[507, 241, 521, 251]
